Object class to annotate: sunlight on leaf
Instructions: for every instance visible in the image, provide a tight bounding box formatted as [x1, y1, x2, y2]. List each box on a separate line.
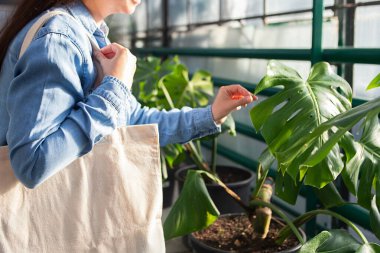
[300, 230, 360, 253]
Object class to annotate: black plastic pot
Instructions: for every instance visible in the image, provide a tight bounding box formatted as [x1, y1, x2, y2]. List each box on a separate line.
[175, 165, 254, 214]
[189, 213, 306, 253]
[162, 168, 175, 208]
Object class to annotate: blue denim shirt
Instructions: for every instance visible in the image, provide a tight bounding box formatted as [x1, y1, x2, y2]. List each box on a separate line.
[0, 1, 220, 188]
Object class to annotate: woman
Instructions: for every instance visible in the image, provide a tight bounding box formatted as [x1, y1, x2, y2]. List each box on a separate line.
[0, 0, 256, 188]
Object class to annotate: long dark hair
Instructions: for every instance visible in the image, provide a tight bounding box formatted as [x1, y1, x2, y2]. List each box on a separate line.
[0, 0, 75, 69]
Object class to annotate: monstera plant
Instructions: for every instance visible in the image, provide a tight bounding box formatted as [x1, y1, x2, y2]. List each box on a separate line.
[250, 60, 353, 204]
[250, 61, 380, 252]
[164, 60, 380, 252]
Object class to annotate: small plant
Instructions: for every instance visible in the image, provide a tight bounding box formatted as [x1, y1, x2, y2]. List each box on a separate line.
[164, 60, 380, 252]
[133, 56, 235, 178]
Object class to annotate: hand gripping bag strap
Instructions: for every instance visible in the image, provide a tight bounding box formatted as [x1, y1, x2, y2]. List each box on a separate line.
[0, 10, 164, 253]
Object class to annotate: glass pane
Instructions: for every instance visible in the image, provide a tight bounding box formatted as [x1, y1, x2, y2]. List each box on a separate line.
[190, 0, 220, 24]
[356, 0, 380, 2]
[106, 14, 133, 45]
[353, 64, 380, 100]
[322, 17, 339, 48]
[132, 1, 148, 32]
[355, 6, 380, 48]
[148, 0, 162, 29]
[168, 0, 187, 26]
[169, 16, 339, 50]
[254, 21, 313, 49]
[265, 0, 313, 14]
[221, 0, 263, 19]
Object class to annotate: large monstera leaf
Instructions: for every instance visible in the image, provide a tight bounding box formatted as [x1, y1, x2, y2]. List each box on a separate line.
[250, 60, 352, 190]
[277, 85, 380, 238]
[340, 113, 380, 209]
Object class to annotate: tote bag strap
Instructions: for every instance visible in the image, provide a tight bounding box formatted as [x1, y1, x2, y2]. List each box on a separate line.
[19, 10, 100, 58]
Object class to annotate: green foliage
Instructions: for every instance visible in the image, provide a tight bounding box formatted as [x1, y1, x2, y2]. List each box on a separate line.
[163, 170, 220, 240]
[251, 61, 352, 190]
[251, 60, 380, 248]
[299, 230, 361, 253]
[300, 229, 380, 253]
[134, 56, 214, 110]
[367, 73, 380, 91]
[161, 58, 380, 252]
[133, 56, 180, 108]
[133, 56, 220, 172]
[250, 61, 380, 209]
[134, 56, 237, 240]
[370, 196, 380, 242]
[340, 113, 380, 209]
[159, 66, 214, 109]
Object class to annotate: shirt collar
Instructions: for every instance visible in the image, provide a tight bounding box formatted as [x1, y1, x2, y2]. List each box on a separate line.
[64, 1, 109, 38]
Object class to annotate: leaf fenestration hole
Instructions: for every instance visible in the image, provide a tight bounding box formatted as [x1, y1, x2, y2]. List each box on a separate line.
[286, 108, 302, 122]
[273, 99, 289, 113]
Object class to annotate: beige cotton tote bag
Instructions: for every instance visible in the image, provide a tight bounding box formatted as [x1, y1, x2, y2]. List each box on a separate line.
[0, 11, 165, 253]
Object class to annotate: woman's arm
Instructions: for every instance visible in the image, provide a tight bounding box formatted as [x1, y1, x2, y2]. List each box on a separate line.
[128, 85, 256, 146]
[7, 32, 131, 188]
[129, 100, 220, 146]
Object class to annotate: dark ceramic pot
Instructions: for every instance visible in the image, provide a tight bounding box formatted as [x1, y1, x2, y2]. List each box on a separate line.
[175, 165, 255, 214]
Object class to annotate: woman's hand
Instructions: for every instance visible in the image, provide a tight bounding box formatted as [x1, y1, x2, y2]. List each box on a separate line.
[211, 85, 257, 124]
[94, 43, 136, 89]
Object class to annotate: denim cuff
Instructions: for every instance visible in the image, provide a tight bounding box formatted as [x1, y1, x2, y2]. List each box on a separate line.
[193, 105, 221, 137]
[92, 75, 131, 114]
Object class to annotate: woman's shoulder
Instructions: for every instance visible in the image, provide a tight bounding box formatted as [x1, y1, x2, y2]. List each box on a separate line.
[32, 9, 92, 56]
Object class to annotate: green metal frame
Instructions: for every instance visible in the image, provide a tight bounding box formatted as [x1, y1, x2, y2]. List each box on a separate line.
[133, 0, 378, 236]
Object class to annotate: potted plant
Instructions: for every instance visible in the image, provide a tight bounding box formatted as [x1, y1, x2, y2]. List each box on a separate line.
[164, 60, 380, 252]
[134, 55, 255, 212]
[133, 56, 253, 211]
[156, 60, 255, 214]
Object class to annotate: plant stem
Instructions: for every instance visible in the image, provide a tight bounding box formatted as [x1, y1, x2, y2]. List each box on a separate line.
[185, 142, 209, 172]
[206, 173, 251, 213]
[251, 164, 268, 200]
[160, 152, 168, 180]
[278, 209, 368, 244]
[314, 210, 368, 244]
[211, 138, 217, 175]
[249, 200, 305, 244]
[253, 182, 273, 239]
[196, 140, 203, 161]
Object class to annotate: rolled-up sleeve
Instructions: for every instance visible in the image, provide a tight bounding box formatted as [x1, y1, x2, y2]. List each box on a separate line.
[128, 96, 221, 146]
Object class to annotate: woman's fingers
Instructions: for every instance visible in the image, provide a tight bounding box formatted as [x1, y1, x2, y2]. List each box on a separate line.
[211, 85, 257, 124]
[94, 43, 137, 90]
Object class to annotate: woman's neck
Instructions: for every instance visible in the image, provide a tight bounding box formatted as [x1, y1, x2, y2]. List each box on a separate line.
[81, 0, 107, 25]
